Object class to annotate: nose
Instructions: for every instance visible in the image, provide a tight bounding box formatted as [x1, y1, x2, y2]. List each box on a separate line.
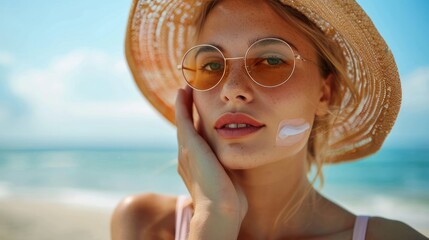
[220, 63, 254, 104]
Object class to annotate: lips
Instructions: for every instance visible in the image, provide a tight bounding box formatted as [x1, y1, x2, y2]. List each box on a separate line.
[214, 113, 265, 139]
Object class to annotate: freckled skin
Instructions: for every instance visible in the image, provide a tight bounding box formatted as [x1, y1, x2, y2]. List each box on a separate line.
[193, 0, 327, 169]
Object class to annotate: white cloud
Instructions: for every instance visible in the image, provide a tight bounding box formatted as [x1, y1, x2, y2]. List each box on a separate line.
[0, 51, 14, 66]
[401, 66, 429, 111]
[3, 49, 176, 148]
[9, 49, 150, 118]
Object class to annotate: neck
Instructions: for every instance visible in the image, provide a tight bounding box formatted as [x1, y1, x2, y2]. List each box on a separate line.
[230, 151, 320, 239]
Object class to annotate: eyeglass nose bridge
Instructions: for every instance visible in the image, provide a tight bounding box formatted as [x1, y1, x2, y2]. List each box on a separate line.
[225, 56, 245, 61]
[220, 56, 254, 85]
[222, 52, 306, 88]
[224, 56, 248, 70]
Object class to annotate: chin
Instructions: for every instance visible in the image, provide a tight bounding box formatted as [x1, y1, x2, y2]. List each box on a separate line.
[214, 141, 309, 170]
[215, 146, 277, 170]
[218, 155, 261, 170]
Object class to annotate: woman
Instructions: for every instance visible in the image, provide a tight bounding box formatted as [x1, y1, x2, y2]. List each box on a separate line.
[112, 0, 427, 239]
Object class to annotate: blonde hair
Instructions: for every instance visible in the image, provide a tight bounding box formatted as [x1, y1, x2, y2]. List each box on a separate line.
[193, 0, 361, 234]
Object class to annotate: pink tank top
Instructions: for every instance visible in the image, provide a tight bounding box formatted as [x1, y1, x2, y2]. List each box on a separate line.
[175, 195, 192, 240]
[174, 195, 370, 240]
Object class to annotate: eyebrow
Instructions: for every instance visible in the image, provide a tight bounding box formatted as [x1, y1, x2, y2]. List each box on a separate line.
[195, 45, 222, 58]
[198, 44, 224, 53]
[248, 35, 299, 51]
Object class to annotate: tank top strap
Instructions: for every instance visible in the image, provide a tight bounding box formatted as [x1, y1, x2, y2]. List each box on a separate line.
[175, 195, 192, 240]
[352, 215, 370, 240]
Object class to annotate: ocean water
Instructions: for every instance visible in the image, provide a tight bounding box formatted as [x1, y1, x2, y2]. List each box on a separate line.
[0, 148, 428, 230]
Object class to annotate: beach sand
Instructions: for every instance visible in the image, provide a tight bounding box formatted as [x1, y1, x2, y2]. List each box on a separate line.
[0, 198, 428, 239]
[0, 199, 112, 240]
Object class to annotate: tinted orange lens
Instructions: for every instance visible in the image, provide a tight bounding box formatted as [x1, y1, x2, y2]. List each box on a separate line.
[182, 45, 225, 90]
[246, 39, 295, 87]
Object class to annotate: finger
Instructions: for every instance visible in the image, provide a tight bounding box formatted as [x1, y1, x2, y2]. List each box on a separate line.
[175, 89, 188, 145]
[175, 89, 192, 134]
[175, 88, 193, 128]
[175, 88, 198, 144]
[184, 85, 193, 115]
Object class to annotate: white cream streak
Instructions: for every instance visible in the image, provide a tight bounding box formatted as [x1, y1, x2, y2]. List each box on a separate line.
[278, 123, 310, 139]
[276, 119, 310, 146]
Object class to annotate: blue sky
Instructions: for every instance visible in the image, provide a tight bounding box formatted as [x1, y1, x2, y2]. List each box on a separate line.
[0, 1, 428, 150]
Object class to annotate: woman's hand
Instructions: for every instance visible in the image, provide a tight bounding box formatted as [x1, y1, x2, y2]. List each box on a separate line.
[175, 86, 247, 239]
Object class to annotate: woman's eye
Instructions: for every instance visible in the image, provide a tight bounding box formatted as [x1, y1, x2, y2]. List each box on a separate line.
[263, 57, 284, 66]
[202, 62, 223, 71]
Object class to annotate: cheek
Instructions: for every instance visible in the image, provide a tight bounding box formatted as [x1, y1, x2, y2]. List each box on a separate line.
[263, 80, 318, 149]
[193, 92, 210, 118]
[275, 118, 311, 146]
[271, 76, 322, 113]
[193, 92, 216, 135]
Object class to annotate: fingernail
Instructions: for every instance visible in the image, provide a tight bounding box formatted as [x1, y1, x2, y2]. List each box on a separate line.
[178, 88, 184, 95]
[176, 88, 185, 101]
[185, 85, 192, 95]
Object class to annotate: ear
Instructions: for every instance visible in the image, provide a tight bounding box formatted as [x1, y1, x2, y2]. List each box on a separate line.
[315, 73, 334, 117]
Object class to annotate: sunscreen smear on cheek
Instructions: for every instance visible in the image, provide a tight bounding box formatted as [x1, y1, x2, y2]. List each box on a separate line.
[276, 119, 310, 146]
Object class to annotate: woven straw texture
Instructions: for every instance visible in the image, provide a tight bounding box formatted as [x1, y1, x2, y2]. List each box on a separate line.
[125, 0, 401, 163]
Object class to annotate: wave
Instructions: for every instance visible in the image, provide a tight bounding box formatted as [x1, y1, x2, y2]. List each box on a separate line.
[0, 185, 124, 209]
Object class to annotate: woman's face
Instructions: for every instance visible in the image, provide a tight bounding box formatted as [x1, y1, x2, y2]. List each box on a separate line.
[193, 0, 331, 169]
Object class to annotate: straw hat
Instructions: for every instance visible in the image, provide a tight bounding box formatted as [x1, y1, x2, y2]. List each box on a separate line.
[125, 0, 401, 163]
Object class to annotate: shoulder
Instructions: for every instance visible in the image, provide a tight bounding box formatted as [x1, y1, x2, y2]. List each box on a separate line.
[366, 217, 428, 240]
[111, 193, 178, 240]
